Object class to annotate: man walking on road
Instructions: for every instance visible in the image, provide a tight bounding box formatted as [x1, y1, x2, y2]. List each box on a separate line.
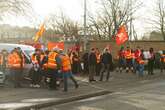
[100, 48, 113, 81]
[59, 51, 79, 92]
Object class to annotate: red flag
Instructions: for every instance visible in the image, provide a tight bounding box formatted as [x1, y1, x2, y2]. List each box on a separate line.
[116, 25, 128, 45]
[47, 42, 64, 51]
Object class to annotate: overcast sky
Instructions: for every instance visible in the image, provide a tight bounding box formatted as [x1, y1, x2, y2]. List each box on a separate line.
[0, 0, 156, 37]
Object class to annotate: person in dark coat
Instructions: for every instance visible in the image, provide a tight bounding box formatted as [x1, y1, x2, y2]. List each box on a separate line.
[148, 48, 155, 75]
[88, 48, 97, 82]
[82, 52, 89, 74]
[72, 52, 80, 75]
[100, 48, 113, 81]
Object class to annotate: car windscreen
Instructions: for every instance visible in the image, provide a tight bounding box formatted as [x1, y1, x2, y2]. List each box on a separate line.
[24, 50, 34, 57]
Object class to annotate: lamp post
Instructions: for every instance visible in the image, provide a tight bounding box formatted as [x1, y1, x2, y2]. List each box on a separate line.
[83, 0, 88, 51]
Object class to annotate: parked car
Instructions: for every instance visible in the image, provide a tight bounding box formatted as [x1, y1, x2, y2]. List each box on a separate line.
[0, 43, 35, 84]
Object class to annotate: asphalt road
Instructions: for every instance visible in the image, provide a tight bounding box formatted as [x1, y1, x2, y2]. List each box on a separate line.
[42, 80, 165, 110]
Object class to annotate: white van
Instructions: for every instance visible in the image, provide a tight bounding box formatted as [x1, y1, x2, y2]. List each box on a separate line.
[0, 43, 35, 84]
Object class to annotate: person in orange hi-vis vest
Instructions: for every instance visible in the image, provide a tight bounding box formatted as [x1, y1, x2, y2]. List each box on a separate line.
[125, 46, 132, 73]
[42, 48, 61, 90]
[95, 48, 101, 76]
[134, 47, 142, 73]
[137, 53, 145, 77]
[160, 50, 165, 73]
[8, 47, 25, 88]
[131, 49, 136, 73]
[117, 46, 126, 73]
[59, 50, 79, 92]
[30, 49, 44, 88]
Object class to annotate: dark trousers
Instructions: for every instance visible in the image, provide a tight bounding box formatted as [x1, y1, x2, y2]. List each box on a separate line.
[83, 62, 89, 74]
[89, 65, 96, 81]
[63, 74, 78, 92]
[148, 60, 154, 75]
[100, 64, 110, 81]
[126, 59, 132, 68]
[47, 69, 58, 89]
[72, 62, 79, 74]
[96, 63, 101, 76]
[160, 61, 165, 72]
[31, 69, 42, 85]
[10, 69, 23, 88]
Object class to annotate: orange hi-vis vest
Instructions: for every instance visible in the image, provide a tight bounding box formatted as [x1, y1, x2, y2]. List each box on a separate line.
[31, 54, 44, 64]
[137, 57, 145, 64]
[8, 52, 25, 69]
[160, 54, 165, 63]
[61, 55, 72, 72]
[125, 50, 132, 59]
[47, 52, 58, 69]
[96, 53, 101, 63]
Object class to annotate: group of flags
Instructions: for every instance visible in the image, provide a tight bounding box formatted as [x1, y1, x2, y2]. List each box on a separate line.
[33, 23, 128, 50]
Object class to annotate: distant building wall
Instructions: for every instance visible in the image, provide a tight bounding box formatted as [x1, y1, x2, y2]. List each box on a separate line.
[1, 37, 165, 57]
[88, 40, 165, 57]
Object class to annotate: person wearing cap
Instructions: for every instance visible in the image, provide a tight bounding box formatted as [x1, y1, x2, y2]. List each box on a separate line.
[43, 47, 61, 90]
[8, 47, 25, 88]
[59, 50, 79, 92]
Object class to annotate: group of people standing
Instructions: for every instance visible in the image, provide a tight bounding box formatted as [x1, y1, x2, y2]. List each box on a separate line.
[81, 48, 113, 82]
[30, 48, 79, 92]
[117, 46, 165, 76]
[0, 47, 79, 92]
[0, 45, 165, 91]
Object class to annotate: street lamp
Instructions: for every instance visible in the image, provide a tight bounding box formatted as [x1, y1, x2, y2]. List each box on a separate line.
[83, 0, 88, 51]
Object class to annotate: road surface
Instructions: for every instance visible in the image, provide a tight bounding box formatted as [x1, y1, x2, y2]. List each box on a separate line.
[42, 80, 165, 110]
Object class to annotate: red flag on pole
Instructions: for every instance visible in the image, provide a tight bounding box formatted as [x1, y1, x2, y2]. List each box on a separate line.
[116, 25, 128, 45]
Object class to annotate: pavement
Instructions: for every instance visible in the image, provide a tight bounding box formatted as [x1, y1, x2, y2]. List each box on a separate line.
[0, 70, 164, 110]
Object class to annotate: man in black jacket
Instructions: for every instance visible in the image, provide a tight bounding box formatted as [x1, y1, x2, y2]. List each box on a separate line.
[100, 48, 113, 81]
[88, 48, 97, 82]
[82, 52, 89, 74]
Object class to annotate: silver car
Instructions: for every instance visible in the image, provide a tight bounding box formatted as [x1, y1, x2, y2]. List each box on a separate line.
[0, 43, 35, 84]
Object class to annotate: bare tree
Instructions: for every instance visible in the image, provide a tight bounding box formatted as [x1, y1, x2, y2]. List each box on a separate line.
[88, 0, 142, 40]
[0, 0, 32, 20]
[151, 0, 165, 40]
[47, 12, 81, 37]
